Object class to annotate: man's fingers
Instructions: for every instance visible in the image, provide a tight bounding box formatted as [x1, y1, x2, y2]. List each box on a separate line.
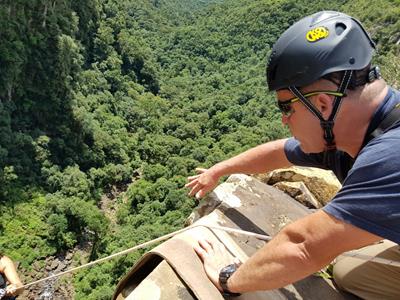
[210, 240, 230, 258]
[185, 179, 198, 188]
[189, 184, 201, 196]
[195, 168, 207, 173]
[187, 175, 200, 181]
[198, 239, 214, 253]
[194, 245, 207, 262]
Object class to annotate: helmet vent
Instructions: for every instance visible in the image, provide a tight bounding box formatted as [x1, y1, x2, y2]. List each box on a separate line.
[335, 23, 347, 35]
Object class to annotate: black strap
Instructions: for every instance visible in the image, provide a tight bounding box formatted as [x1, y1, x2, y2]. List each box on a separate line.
[329, 70, 353, 122]
[288, 86, 323, 120]
[321, 70, 353, 149]
[368, 103, 400, 142]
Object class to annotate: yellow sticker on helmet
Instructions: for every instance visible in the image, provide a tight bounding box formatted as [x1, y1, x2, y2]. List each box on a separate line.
[306, 27, 329, 42]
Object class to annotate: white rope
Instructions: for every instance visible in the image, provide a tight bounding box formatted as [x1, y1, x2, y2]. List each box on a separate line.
[20, 224, 399, 289]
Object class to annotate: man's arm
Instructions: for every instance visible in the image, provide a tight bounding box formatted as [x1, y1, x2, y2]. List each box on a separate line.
[186, 138, 292, 198]
[195, 210, 382, 293]
[0, 256, 23, 296]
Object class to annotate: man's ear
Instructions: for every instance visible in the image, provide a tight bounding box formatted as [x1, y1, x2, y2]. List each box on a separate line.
[314, 94, 333, 120]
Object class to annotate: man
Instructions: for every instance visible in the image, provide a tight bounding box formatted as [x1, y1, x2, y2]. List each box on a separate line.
[186, 11, 400, 299]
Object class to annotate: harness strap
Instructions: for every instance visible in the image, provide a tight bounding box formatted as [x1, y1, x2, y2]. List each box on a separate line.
[369, 103, 400, 140]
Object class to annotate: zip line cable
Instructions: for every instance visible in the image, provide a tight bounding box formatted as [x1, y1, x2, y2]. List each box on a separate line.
[20, 224, 400, 289]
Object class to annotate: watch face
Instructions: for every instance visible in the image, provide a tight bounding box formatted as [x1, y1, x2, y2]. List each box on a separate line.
[220, 264, 238, 282]
[225, 264, 237, 273]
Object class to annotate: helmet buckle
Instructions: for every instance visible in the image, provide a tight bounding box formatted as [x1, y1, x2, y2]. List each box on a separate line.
[367, 66, 381, 83]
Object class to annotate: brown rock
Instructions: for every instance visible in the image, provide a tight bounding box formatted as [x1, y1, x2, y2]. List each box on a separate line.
[273, 181, 322, 209]
[264, 166, 341, 205]
[65, 252, 73, 261]
[45, 260, 58, 272]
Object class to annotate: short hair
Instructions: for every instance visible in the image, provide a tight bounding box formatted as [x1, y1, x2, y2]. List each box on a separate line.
[322, 64, 372, 90]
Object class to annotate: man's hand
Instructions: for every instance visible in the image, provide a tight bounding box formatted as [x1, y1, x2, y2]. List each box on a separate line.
[5, 284, 19, 296]
[194, 239, 239, 291]
[185, 168, 220, 199]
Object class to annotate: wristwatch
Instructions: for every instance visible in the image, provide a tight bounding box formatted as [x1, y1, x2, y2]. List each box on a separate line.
[219, 263, 241, 297]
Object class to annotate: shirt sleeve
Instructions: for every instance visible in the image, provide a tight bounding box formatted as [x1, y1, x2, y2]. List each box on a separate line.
[284, 138, 326, 168]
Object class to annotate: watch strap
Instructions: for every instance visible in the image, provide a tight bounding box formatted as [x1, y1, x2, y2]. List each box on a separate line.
[219, 263, 241, 297]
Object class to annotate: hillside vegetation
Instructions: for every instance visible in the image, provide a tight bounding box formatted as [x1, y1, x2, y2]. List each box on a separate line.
[0, 0, 399, 298]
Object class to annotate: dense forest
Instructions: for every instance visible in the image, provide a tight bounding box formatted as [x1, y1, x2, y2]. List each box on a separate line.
[0, 0, 399, 298]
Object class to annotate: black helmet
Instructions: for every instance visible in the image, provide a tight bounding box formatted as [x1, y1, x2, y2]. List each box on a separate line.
[267, 11, 376, 91]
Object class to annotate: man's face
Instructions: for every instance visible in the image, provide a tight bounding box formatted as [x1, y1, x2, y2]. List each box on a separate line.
[276, 89, 326, 153]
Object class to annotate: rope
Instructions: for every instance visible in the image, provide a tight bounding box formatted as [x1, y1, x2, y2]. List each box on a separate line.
[20, 224, 399, 289]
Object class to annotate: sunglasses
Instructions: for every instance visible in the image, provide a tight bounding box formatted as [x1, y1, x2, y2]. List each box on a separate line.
[277, 90, 346, 116]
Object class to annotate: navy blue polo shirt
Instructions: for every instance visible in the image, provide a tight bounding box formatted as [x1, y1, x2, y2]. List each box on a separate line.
[284, 87, 400, 244]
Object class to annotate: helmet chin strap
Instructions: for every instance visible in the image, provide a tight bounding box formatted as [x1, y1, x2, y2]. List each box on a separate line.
[289, 70, 353, 165]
